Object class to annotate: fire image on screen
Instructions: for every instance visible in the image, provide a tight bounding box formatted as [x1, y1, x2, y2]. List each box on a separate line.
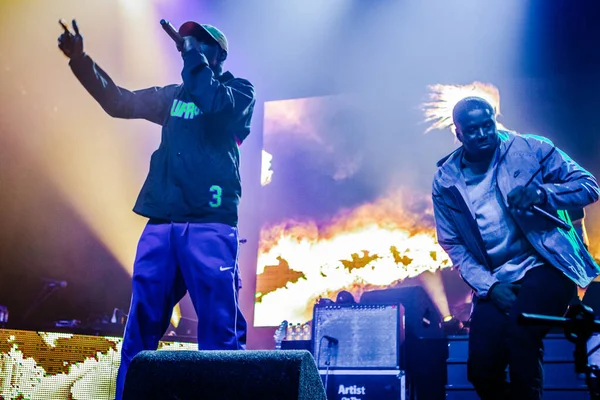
[253, 94, 453, 327]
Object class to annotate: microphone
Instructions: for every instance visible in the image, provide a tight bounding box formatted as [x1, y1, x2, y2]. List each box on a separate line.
[160, 19, 183, 48]
[531, 205, 571, 231]
[323, 335, 338, 345]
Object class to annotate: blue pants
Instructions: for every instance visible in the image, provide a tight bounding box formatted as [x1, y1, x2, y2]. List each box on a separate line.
[114, 220, 247, 400]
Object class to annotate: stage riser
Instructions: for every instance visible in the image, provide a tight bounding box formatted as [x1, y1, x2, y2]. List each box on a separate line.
[447, 363, 587, 390]
[445, 390, 589, 400]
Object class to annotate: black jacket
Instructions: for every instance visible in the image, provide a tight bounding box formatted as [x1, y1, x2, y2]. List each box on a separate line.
[69, 50, 255, 225]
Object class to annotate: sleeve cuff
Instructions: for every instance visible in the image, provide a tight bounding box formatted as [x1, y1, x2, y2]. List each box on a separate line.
[475, 279, 500, 298]
[487, 281, 500, 297]
[68, 52, 89, 67]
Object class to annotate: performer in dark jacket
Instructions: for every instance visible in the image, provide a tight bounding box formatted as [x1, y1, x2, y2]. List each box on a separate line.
[58, 19, 255, 400]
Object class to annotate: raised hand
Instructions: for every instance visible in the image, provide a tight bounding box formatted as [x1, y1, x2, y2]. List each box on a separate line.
[57, 19, 84, 59]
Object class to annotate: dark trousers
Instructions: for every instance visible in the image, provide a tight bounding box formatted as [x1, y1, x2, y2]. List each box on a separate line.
[467, 264, 576, 400]
[114, 221, 247, 400]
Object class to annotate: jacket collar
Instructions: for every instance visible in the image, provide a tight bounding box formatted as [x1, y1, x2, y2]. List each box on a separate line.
[435, 130, 516, 188]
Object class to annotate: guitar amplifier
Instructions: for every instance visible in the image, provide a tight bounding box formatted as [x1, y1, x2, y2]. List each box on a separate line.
[312, 303, 404, 370]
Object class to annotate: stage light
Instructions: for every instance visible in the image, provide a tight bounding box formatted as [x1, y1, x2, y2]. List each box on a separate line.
[0, 305, 8, 328]
[422, 81, 509, 136]
[419, 270, 451, 324]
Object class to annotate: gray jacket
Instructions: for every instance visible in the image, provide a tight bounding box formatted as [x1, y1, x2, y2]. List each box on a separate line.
[432, 130, 600, 297]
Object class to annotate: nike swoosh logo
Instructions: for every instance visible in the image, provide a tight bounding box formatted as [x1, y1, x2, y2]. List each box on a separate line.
[219, 266, 234, 271]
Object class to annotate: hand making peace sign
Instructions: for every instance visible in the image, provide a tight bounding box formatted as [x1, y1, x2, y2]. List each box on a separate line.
[57, 19, 84, 59]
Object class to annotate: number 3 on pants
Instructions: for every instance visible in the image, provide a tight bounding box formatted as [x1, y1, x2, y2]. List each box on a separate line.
[209, 185, 222, 208]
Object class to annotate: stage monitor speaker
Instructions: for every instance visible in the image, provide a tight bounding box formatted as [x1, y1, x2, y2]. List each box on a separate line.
[123, 349, 327, 400]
